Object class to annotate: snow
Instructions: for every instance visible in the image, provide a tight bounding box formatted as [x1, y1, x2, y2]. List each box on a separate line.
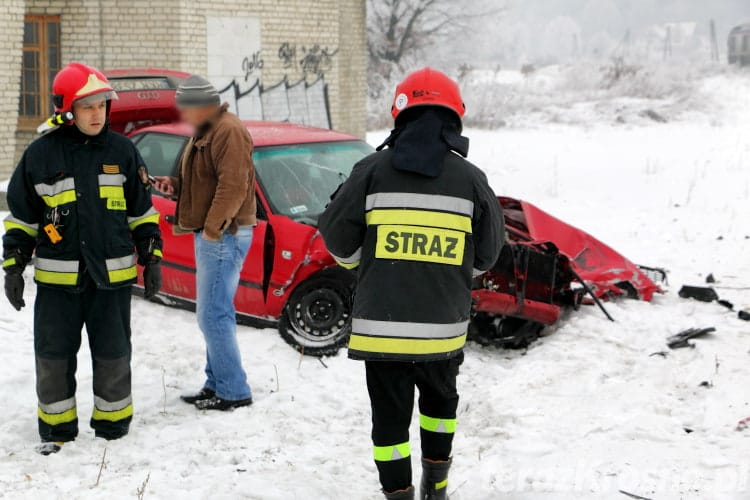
[2, 71, 750, 499]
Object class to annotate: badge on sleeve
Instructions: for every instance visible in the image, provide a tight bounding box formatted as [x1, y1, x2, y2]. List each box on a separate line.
[138, 166, 151, 191]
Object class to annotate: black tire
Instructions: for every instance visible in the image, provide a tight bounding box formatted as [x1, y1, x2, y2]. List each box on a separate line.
[278, 269, 354, 357]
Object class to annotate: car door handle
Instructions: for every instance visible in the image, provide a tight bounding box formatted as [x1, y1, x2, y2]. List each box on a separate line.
[165, 214, 177, 224]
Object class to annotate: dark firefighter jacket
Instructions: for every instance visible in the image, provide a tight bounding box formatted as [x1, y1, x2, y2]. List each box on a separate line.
[2, 124, 162, 290]
[319, 111, 504, 362]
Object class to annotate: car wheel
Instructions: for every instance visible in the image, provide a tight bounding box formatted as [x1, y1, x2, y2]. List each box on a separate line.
[279, 271, 354, 356]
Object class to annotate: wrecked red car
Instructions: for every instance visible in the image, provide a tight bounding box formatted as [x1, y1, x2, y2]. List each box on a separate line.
[470, 197, 661, 348]
[105, 69, 660, 355]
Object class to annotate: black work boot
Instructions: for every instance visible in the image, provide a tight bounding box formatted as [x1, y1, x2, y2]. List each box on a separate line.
[384, 486, 415, 500]
[180, 388, 215, 404]
[420, 458, 451, 500]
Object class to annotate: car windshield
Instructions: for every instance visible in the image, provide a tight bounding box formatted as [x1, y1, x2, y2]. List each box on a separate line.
[254, 141, 374, 222]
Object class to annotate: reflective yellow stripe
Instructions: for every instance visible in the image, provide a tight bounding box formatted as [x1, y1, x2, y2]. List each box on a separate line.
[373, 442, 410, 462]
[349, 333, 466, 356]
[436, 479, 448, 490]
[92, 403, 133, 422]
[37, 407, 77, 426]
[108, 265, 137, 283]
[99, 185, 125, 199]
[3, 219, 39, 237]
[420, 414, 457, 434]
[334, 258, 360, 269]
[41, 190, 77, 207]
[3, 257, 17, 268]
[365, 209, 472, 233]
[152, 248, 163, 258]
[35, 269, 79, 286]
[128, 212, 160, 231]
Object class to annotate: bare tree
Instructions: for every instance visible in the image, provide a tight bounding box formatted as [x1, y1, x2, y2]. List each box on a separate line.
[367, 0, 504, 69]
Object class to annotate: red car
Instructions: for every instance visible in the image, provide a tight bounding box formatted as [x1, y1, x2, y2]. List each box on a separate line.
[104, 69, 660, 356]
[131, 122, 372, 355]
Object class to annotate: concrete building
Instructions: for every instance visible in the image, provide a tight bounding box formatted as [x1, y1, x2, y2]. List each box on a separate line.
[0, 0, 367, 179]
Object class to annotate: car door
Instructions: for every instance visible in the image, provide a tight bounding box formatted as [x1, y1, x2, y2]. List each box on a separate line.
[133, 131, 268, 318]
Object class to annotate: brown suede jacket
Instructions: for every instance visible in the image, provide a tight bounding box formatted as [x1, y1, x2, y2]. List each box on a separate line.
[171, 104, 257, 240]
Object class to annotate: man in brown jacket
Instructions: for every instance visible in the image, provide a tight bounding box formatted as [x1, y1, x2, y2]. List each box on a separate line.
[153, 75, 255, 411]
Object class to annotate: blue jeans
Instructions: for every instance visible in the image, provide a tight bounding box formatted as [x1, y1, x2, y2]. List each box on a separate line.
[194, 226, 253, 400]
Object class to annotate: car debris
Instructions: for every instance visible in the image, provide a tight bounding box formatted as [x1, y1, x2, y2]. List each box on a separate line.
[678, 285, 719, 302]
[666, 327, 716, 349]
[469, 197, 661, 348]
[717, 299, 734, 310]
[737, 417, 750, 431]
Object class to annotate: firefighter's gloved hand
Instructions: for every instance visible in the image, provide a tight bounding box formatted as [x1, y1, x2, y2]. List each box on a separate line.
[143, 262, 162, 300]
[4, 269, 25, 311]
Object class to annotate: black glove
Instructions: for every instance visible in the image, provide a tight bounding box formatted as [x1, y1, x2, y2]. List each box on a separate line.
[4, 269, 25, 311]
[143, 262, 162, 300]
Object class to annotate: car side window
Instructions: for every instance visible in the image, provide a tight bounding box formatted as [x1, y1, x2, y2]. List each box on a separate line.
[135, 133, 188, 179]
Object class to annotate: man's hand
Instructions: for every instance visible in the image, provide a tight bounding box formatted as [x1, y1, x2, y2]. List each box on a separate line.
[4, 270, 25, 311]
[201, 229, 221, 242]
[152, 176, 176, 197]
[143, 263, 162, 300]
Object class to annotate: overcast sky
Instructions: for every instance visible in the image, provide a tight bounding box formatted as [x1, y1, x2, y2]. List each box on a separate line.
[513, 0, 749, 38]
[440, 0, 750, 66]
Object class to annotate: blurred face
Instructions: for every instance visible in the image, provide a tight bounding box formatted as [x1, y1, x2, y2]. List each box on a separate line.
[72, 97, 107, 136]
[178, 105, 220, 128]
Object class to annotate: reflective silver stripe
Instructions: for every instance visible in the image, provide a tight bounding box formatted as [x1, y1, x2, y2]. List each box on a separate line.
[34, 257, 79, 273]
[473, 268, 488, 277]
[105, 254, 136, 271]
[98, 173, 126, 186]
[330, 247, 362, 265]
[365, 193, 474, 216]
[127, 206, 158, 225]
[34, 177, 75, 197]
[38, 396, 76, 414]
[352, 318, 468, 339]
[94, 395, 132, 412]
[4, 215, 39, 232]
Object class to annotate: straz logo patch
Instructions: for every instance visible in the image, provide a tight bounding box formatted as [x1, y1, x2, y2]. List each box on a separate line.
[106, 198, 127, 210]
[376, 225, 465, 266]
[102, 164, 120, 174]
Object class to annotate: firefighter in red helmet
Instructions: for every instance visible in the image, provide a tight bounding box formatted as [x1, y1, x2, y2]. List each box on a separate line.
[2, 62, 163, 454]
[319, 68, 504, 499]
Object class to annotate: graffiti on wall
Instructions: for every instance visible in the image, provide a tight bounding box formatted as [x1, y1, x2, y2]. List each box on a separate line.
[206, 17, 337, 128]
[278, 42, 338, 77]
[218, 76, 331, 129]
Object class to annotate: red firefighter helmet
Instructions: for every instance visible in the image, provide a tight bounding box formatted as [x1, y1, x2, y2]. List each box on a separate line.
[52, 62, 117, 113]
[391, 67, 465, 121]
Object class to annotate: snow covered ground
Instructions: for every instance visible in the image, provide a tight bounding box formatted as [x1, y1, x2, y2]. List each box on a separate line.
[1, 72, 749, 499]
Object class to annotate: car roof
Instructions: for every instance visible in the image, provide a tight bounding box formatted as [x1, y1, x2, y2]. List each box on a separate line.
[104, 68, 191, 81]
[133, 120, 360, 147]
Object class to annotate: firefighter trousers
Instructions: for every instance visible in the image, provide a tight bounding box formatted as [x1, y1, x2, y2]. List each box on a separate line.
[34, 276, 133, 442]
[365, 353, 463, 492]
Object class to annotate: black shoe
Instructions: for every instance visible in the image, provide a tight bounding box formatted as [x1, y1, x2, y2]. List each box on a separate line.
[194, 396, 253, 411]
[37, 441, 64, 455]
[180, 388, 215, 404]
